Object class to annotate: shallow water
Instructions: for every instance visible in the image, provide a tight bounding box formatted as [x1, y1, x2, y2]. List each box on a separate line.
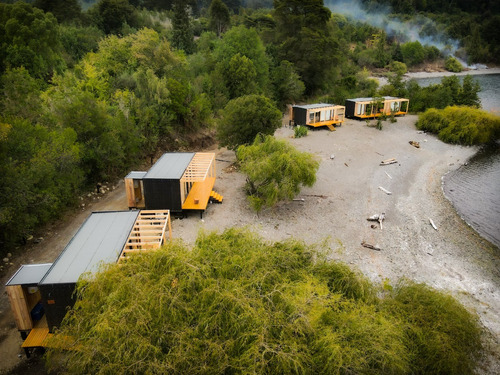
[443, 144, 500, 249]
[417, 74, 500, 249]
[415, 73, 500, 114]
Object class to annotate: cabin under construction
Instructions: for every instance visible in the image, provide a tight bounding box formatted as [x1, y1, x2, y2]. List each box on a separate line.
[5, 210, 172, 355]
[125, 152, 222, 216]
[290, 103, 346, 131]
[345, 97, 409, 119]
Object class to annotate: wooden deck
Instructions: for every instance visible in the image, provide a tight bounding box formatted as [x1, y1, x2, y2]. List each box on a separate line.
[308, 119, 343, 128]
[182, 177, 216, 210]
[22, 316, 51, 348]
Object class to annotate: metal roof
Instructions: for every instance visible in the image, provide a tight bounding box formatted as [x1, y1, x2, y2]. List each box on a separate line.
[40, 211, 139, 285]
[145, 153, 195, 180]
[125, 171, 147, 179]
[6, 264, 53, 286]
[293, 103, 338, 110]
[347, 96, 404, 102]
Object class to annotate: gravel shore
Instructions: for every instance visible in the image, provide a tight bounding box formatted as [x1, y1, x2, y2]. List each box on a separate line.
[1, 115, 499, 373]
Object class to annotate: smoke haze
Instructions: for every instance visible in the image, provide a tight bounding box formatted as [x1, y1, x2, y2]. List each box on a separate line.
[325, 0, 460, 54]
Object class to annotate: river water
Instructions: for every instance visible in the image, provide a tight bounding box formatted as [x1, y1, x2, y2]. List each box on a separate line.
[416, 73, 500, 248]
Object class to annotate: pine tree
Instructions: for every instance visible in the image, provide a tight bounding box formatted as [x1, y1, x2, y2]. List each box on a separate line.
[172, 0, 194, 53]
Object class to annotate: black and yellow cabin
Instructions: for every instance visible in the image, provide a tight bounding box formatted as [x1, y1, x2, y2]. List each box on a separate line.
[345, 96, 409, 119]
[5, 210, 172, 356]
[125, 152, 222, 216]
[290, 103, 345, 131]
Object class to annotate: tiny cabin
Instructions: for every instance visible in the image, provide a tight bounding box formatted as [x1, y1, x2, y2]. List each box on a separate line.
[5, 210, 171, 355]
[345, 97, 409, 119]
[290, 103, 345, 131]
[125, 152, 222, 215]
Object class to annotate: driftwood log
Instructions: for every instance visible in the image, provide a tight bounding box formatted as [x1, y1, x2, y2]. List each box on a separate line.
[380, 158, 397, 166]
[361, 241, 381, 251]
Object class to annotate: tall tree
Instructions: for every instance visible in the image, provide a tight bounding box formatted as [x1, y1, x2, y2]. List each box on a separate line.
[171, 0, 194, 53]
[273, 0, 338, 93]
[93, 0, 137, 35]
[0, 2, 65, 79]
[209, 0, 230, 37]
[33, 0, 82, 23]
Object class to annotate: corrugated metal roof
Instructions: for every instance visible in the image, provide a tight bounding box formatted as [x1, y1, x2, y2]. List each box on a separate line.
[145, 153, 195, 180]
[347, 96, 402, 102]
[293, 103, 336, 110]
[6, 264, 53, 286]
[40, 211, 139, 285]
[125, 171, 147, 179]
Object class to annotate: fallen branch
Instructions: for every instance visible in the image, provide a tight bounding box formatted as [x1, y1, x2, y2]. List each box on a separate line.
[409, 141, 420, 148]
[378, 212, 385, 230]
[380, 158, 397, 166]
[361, 241, 381, 251]
[378, 186, 392, 195]
[385, 171, 392, 179]
[301, 194, 328, 198]
[429, 218, 438, 230]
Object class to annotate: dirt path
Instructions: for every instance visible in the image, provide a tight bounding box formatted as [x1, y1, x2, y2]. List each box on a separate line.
[1, 115, 499, 373]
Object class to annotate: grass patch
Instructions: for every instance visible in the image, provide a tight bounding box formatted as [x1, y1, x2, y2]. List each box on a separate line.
[46, 228, 484, 374]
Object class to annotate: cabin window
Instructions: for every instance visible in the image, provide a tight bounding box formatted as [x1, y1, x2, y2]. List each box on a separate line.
[401, 101, 408, 112]
[326, 109, 332, 120]
[390, 101, 400, 112]
[320, 110, 326, 122]
[315, 112, 321, 123]
[309, 112, 315, 123]
[356, 104, 364, 115]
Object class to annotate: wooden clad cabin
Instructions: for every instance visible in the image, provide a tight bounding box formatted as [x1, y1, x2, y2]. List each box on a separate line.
[290, 103, 346, 131]
[345, 96, 409, 119]
[125, 152, 222, 216]
[5, 210, 171, 354]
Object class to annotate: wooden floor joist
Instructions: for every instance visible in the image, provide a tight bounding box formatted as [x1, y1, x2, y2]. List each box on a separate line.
[118, 210, 171, 262]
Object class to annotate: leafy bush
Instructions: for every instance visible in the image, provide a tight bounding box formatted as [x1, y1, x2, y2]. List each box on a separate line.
[383, 280, 483, 374]
[236, 135, 319, 211]
[294, 125, 308, 138]
[416, 106, 500, 145]
[216, 94, 282, 150]
[445, 56, 463, 72]
[46, 229, 484, 374]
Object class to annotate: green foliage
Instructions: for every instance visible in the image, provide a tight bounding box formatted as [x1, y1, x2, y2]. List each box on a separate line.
[401, 41, 425, 66]
[237, 135, 319, 211]
[0, 2, 65, 79]
[216, 94, 281, 150]
[273, 0, 337, 94]
[445, 56, 463, 73]
[293, 125, 307, 138]
[91, 0, 139, 35]
[407, 75, 481, 112]
[33, 0, 82, 23]
[59, 25, 104, 68]
[416, 106, 500, 145]
[171, 0, 195, 53]
[271, 60, 305, 109]
[383, 280, 483, 374]
[46, 228, 484, 374]
[0, 117, 82, 252]
[209, 0, 230, 37]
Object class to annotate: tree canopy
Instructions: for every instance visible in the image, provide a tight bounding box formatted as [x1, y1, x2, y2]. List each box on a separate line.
[46, 228, 483, 374]
[237, 135, 319, 211]
[216, 94, 282, 150]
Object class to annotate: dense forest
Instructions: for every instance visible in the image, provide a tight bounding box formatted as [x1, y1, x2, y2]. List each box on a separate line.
[0, 0, 497, 255]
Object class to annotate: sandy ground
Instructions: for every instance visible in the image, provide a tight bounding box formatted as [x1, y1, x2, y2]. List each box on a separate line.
[1, 115, 499, 373]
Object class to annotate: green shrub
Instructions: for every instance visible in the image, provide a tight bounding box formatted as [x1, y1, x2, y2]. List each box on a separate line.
[383, 280, 483, 374]
[445, 56, 463, 72]
[294, 125, 308, 138]
[46, 229, 485, 374]
[417, 106, 500, 145]
[237, 135, 319, 212]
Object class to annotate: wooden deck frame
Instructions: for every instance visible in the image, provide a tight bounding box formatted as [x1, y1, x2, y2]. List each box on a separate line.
[118, 210, 172, 262]
[180, 153, 216, 207]
[354, 98, 409, 118]
[307, 105, 346, 128]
